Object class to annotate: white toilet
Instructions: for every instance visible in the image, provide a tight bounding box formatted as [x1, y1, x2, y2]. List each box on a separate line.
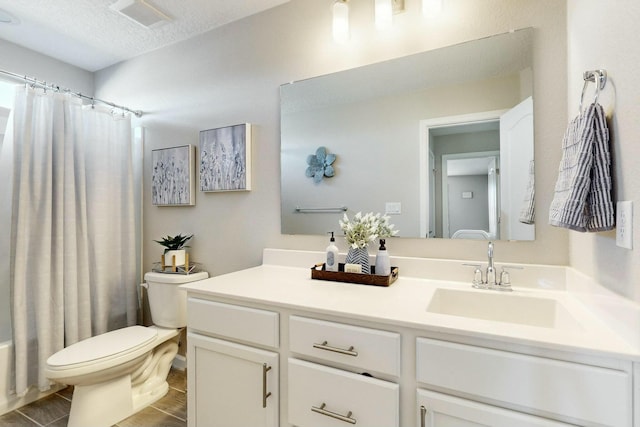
[45, 271, 208, 427]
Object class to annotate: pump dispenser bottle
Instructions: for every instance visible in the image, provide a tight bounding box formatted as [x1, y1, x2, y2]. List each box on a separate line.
[325, 232, 339, 272]
[375, 239, 391, 276]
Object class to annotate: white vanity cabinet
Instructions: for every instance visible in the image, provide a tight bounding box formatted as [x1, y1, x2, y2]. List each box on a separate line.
[181, 254, 638, 427]
[186, 298, 280, 427]
[288, 316, 401, 427]
[416, 337, 633, 427]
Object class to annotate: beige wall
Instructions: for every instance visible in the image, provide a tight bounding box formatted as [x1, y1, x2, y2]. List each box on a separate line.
[94, 0, 569, 280]
[0, 39, 94, 95]
[567, 0, 640, 300]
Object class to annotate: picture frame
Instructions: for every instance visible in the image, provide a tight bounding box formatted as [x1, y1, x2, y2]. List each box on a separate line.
[151, 144, 195, 206]
[199, 123, 252, 192]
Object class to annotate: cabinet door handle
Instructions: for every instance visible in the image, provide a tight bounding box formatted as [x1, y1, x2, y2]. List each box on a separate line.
[420, 405, 427, 427]
[311, 403, 357, 424]
[262, 363, 272, 408]
[313, 341, 358, 357]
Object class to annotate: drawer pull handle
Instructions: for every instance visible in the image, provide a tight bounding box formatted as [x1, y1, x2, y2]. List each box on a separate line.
[262, 363, 272, 408]
[311, 403, 357, 424]
[313, 341, 358, 357]
[420, 405, 427, 427]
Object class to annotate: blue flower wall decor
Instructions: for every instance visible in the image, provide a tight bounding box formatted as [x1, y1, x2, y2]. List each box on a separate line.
[306, 146, 336, 183]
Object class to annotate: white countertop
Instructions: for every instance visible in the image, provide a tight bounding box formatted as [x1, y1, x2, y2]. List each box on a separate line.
[181, 250, 640, 361]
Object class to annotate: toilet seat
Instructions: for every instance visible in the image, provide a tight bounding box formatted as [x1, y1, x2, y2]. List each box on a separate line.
[46, 326, 158, 378]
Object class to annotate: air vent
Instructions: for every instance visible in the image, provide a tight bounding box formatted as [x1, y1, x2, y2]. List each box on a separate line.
[110, 0, 171, 28]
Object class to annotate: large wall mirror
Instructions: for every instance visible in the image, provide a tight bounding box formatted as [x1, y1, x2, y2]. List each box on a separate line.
[280, 28, 535, 241]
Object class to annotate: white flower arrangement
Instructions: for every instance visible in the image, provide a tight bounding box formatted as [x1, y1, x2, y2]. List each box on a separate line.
[339, 212, 398, 249]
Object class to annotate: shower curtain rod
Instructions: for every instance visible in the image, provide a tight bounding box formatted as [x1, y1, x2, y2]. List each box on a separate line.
[0, 68, 143, 117]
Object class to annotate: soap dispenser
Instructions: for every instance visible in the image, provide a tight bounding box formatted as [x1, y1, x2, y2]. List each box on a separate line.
[374, 239, 391, 276]
[325, 232, 339, 272]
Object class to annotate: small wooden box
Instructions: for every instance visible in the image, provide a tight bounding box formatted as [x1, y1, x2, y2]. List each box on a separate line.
[310, 263, 399, 287]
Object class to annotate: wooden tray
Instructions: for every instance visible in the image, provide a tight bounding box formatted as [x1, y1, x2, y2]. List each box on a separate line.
[311, 263, 399, 287]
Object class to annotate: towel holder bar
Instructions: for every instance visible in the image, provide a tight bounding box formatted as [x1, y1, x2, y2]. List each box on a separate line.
[583, 69, 607, 89]
[295, 206, 347, 213]
[580, 69, 607, 112]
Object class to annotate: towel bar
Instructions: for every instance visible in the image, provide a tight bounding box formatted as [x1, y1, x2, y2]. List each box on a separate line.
[295, 206, 347, 213]
[580, 69, 607, 112]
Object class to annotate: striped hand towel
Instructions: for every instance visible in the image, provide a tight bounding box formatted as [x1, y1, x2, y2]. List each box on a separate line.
[519, 159, 535, 224]
[549, 103, 614, 232]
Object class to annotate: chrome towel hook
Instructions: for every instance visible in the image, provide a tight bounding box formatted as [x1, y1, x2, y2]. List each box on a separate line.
[580, 69, 607, 113]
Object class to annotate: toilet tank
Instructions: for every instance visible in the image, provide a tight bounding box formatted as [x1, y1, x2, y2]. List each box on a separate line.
[143, 271, 209, 328]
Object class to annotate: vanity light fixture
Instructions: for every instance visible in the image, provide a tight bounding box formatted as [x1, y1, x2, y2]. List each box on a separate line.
[332, 0, 350, 43]
[422, 0, 443, 15]
[375, 0, 404, 30]
[333, 0, 433, 43]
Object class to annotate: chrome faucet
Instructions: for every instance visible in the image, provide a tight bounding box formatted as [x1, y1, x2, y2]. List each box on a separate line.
[486, 242, 497, 287]
[463, 242, 521, 291]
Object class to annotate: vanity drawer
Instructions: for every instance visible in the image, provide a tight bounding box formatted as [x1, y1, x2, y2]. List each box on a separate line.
[289, 315, 401, 376]
[187, 298, 279, 348]
[416, 338, 631, 427]
[288, 358, 399, 427]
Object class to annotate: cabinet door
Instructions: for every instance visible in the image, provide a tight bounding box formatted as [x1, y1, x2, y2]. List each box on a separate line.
[417, 389, 574, 427]
[187, 332, 278, 427]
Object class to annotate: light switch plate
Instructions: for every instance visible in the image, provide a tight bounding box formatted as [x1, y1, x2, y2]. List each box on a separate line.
[616, 201, 633, 249]
[385, 202, 401, 215]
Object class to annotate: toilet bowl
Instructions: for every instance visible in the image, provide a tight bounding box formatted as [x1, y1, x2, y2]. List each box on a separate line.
[44, 270, 208, 427]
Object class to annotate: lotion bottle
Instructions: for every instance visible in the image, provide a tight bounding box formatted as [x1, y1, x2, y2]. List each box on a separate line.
[374, 239, 391, 276]
[325, 232, 339, 272]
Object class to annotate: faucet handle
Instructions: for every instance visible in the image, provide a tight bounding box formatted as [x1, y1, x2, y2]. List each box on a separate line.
[462, 263, 485, 288]
[497, 265, 523, 291]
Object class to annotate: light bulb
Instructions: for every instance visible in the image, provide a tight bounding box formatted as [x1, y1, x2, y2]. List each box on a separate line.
[332, 0, 349, 43]
[375, 0, 393, 30]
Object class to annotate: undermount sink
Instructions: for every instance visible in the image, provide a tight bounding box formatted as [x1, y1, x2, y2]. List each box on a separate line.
[427, 288, 582, 330]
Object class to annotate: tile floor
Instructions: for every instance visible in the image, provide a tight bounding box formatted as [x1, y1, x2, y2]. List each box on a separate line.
[0, 369, 187, 427]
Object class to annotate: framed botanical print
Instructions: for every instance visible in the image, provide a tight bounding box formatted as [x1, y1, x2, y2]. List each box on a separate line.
[151, 145, 195, 206]
[199, 123, 252, 192]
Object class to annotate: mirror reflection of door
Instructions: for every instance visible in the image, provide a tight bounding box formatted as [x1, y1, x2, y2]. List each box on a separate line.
[420, 97, 534, 241]
[487, 157, 499, 239]
[428, 149, 436, 238]
[499, 96, 534, 241]
[441, 151, 499, 239]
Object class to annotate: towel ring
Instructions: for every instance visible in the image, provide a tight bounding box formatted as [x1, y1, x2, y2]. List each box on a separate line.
[579, 69, 607, 113]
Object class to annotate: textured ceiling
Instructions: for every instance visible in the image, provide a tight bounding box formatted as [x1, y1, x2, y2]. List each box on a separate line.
[0, 0, 290, 72]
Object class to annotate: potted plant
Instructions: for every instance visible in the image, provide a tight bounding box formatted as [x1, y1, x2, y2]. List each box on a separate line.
[339, 212, 397, 274]
[154, 234, 193, 267]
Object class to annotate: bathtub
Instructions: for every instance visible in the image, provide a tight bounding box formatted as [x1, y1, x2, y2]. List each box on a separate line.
[0, 340, 62, 415]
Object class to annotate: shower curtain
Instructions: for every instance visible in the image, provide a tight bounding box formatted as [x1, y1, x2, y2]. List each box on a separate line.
[3, 86, 137, 395]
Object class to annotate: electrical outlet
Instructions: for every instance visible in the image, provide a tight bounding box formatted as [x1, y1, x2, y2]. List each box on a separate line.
[616, 201, 633, 249]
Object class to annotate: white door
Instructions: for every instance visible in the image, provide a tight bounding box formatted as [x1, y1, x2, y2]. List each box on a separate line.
[499, 96, 534, 240]
[187, 333, 279, 427]
[428, 149, 436, 238]
[487, 157, 499, 239]
[417, 389, 574, 427]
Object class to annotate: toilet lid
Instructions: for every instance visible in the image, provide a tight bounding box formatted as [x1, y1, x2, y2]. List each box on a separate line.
[47, 326, 158, 368]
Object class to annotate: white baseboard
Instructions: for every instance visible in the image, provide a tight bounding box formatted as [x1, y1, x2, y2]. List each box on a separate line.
[172, 354, 187, 371]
